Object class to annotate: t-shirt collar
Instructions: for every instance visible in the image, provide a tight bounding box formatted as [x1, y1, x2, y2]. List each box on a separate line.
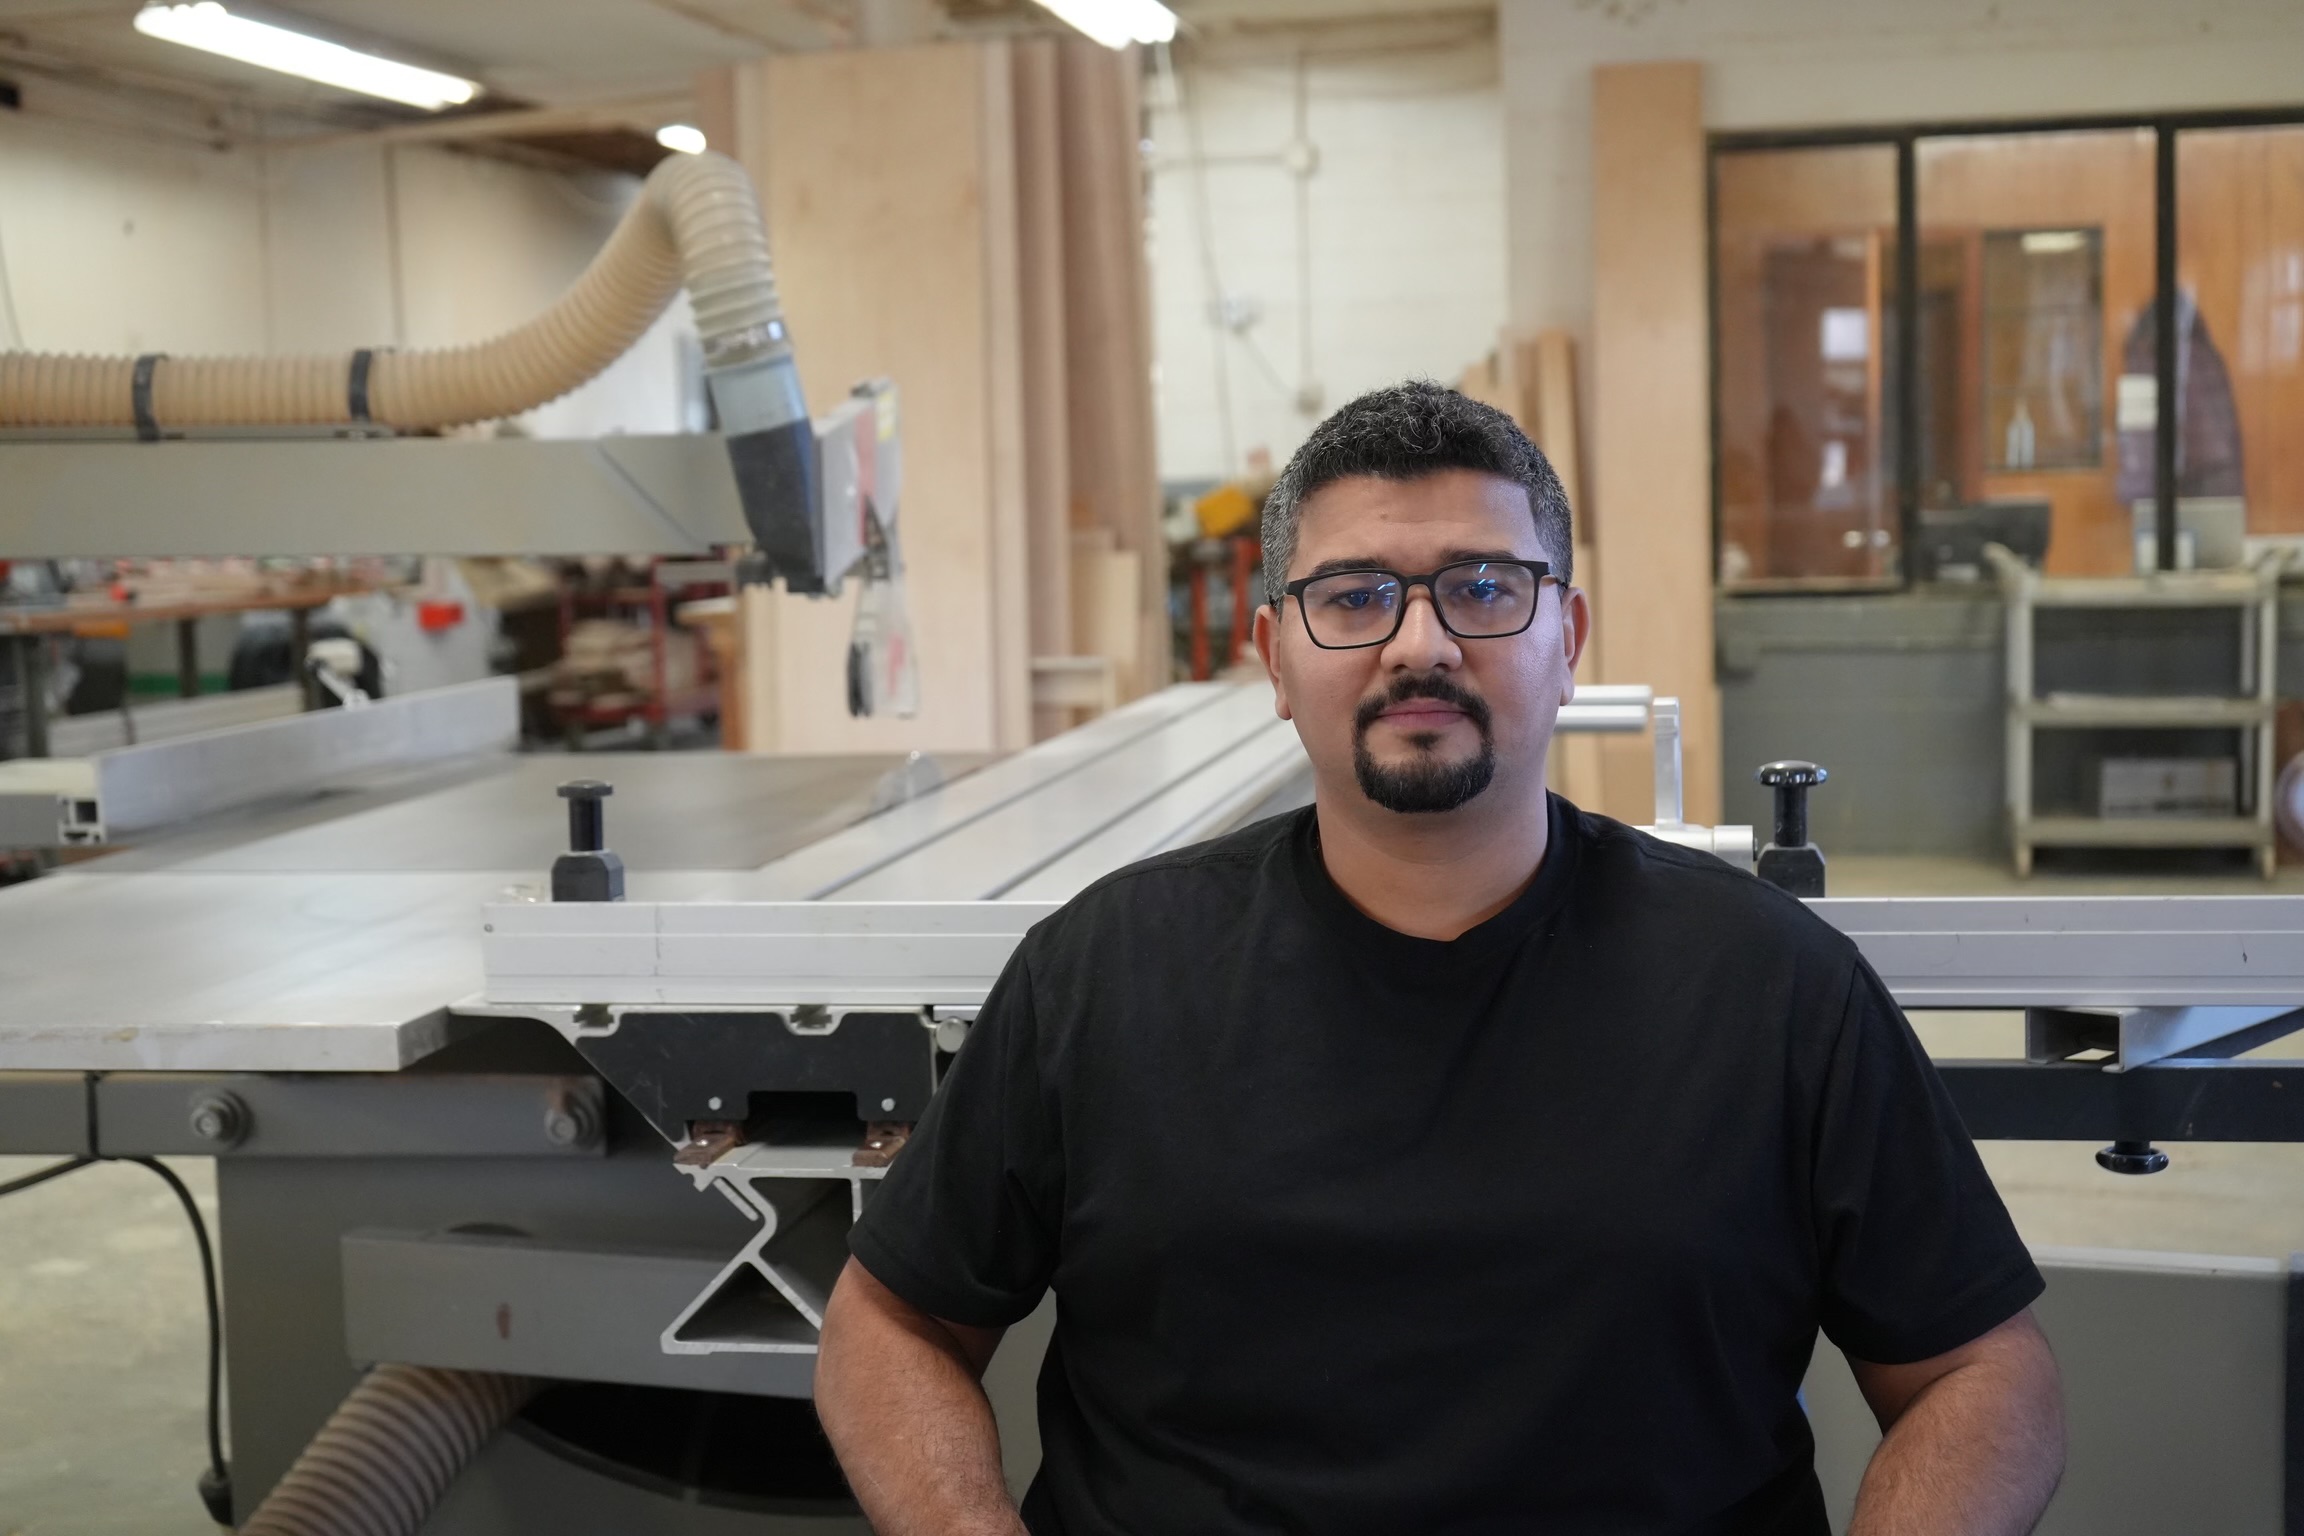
[1290, 792, 1578, 966]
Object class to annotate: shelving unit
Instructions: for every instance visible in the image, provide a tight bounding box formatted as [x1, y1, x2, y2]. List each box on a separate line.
[1987, 543, 2287, 877]
[551, 559, 728, 745]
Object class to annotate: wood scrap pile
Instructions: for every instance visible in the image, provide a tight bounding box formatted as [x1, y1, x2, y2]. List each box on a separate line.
[546, 618, 702, 720]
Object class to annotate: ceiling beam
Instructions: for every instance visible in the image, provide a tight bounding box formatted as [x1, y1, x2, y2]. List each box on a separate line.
[266, 96, 692, 153]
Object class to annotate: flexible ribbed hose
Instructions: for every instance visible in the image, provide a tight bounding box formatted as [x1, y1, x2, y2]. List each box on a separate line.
[0, 151, 786, 432]
[238, 1365, 535, 1536]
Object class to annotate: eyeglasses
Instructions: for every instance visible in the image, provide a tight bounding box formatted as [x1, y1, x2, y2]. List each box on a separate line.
[1281, 559, 1556, 650]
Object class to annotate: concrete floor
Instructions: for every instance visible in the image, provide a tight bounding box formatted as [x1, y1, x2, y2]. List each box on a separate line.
[0, 1157, 220, 1536]
[9, 852, 2304, 1533]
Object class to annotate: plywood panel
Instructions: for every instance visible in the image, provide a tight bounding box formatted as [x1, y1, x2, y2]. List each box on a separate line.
[1056, 41, 1165, 700]
[1524, 328, 1606, 813]
[1591, 61, 1718, 826]
[1014, 39, 1077, 740]
[717, 43, 1030, 754]
[981, 44, 1034, 752]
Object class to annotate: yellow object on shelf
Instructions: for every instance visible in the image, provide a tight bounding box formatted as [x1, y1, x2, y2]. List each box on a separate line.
[1194, 482, 1261, 540]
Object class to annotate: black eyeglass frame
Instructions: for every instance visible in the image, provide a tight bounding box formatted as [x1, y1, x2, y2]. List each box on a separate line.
[1279, 559, 1559, 650]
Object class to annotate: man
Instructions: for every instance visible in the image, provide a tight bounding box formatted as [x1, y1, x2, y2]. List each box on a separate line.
[816, 382, 2064, 1534]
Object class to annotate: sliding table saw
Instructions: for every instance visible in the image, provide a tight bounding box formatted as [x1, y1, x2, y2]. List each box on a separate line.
[7, 676, 2304, 1534]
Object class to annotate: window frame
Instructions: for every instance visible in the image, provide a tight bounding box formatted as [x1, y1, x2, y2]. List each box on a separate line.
[1709, 105, 2304, 593]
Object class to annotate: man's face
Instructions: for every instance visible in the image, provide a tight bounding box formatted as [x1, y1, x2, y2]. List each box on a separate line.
[1252, 469, 1589, 818]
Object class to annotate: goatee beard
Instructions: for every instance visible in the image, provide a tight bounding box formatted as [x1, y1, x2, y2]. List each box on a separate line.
[1351, 674, 1496, 814]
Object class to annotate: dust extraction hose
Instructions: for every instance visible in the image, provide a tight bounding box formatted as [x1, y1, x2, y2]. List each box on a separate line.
[0, 149, 818, 554]
[0, 149, 787, 432]
[238, 1365, 535, 1536]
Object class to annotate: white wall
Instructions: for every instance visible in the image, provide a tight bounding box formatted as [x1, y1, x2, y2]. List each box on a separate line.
[0, 89, 690, 439]
[1148, 33, 1506, 484]
[1501, 0, 2304, 344]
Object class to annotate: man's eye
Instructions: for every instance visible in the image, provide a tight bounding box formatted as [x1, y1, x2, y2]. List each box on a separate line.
[1319, 582, 1391, 610]
[1452, 580, 1505, 603]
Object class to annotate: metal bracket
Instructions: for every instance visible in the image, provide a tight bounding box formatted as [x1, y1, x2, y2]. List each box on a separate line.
[88, 1072, 605, 1158]
[661, 1141, 883, 1358]
[568, 1010, 938, 1146]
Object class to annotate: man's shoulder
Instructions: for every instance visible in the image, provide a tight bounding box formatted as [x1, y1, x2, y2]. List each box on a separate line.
[1062, 807, 1301, 913]
[1018, 810, 1308, 990]
[1565, 801, 1858, 966]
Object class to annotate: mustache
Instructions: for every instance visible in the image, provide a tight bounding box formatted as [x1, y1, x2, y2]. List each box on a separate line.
[1352, 673, 1493, 736]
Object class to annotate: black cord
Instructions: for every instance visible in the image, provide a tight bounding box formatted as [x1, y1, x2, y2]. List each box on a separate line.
[0, 1153, 232, 1522]
[122, 1157, 228, 1493]
[0, 1154, 94, 1197]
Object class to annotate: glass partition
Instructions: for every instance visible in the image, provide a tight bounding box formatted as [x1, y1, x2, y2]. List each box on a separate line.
[1713, 144, 1899, 590]
[1915, 129, 2158, 577]
[2177, 125, 2304, 554]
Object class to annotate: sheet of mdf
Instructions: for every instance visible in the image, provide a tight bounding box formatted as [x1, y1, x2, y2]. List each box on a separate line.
[1051, 39, 1166, 706]
[1591, 60, 1721, 827]
[713, 42, 1034, 756]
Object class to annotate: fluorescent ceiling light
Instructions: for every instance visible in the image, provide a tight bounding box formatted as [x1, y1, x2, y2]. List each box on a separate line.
[2021, 230, 2088, 255]
[656, 123, 706, 155]
[1027, 0, 1176, 49]
[132, 3, 479, 111]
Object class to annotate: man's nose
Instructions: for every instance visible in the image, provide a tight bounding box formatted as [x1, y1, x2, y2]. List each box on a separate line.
[1382, 589, 1461, 670]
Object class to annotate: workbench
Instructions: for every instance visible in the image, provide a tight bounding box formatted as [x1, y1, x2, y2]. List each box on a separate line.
[2, 574, 387, 757]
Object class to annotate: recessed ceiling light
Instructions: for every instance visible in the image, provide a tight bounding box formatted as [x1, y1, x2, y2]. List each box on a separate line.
[132, 3, 479, 112]
[656, 124, 707, 155]
[1027, 0, 1177, 50]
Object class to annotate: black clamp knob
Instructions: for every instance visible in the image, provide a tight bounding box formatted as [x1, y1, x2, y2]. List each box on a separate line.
[2096, 1139, 2170, 1176]
[552, 779, 625, 902]
[1754, 760, 1828, 898]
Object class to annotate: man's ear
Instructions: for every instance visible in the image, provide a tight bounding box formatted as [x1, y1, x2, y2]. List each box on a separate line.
[1558, 585, 1592, 707]
[1252, 601, 1293, 721]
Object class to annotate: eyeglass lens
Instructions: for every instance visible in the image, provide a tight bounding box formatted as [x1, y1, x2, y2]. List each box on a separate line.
[1300, 561, 1540, 646]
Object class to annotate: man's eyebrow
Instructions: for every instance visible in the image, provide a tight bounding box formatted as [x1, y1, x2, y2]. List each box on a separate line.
[1298, 556, 1396, 580]
[1296, 550, 1535, 580]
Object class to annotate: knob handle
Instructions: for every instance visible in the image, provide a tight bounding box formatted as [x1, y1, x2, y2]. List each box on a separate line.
[1755, 760, 1826, 789]
[2096, 1139, 2169, 1176]
[1752, 760, 1828, 898]
[1755, 760, 1826, 849]
[558, 778, 613, 853]
[552, 779, 623, 902]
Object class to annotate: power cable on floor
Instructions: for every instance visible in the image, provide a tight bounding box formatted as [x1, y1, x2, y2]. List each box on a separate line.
[0, 1153, 234, 1524]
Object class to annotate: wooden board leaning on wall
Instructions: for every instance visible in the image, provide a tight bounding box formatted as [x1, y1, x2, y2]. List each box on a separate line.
[1457, 329, 1613, 819]
[698, 39, 1165, 755]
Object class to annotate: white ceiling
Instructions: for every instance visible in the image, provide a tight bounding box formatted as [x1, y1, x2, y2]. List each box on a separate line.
[0, 0, 1491, 135]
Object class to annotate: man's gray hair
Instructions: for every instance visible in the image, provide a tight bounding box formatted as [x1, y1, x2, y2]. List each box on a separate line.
[1260, 380, 1573, 606]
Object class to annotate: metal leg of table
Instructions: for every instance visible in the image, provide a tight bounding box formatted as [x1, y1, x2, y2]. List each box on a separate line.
[289, 609, 316, 710]
[11, 634, 50, 758]
[177, 617, 200, 699]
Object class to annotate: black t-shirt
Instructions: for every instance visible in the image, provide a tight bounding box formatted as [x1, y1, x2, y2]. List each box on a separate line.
[849, 797, 2043, 1535]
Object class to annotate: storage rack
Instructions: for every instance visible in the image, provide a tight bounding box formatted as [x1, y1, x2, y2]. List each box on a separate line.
[551, 558, 728, 745]
[1987, 543, 2287, 878]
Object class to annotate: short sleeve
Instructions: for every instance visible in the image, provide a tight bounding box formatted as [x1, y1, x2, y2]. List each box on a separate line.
[1811, 958, 2044, 1365]
[847, 944, 1063, 1329]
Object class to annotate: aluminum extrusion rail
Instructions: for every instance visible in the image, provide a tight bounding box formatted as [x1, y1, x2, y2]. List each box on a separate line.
[482, 894, 2304, 1015]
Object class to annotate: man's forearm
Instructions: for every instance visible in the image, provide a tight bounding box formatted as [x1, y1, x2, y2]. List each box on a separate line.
[1847, 1354, 2063, 1536]
[816, 1262, 1026, 1536]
